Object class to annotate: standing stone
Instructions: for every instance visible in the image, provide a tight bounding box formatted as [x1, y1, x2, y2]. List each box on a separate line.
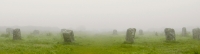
[6, 28, 13, 35]
[13, 28, 21, 40]
[46, 32, 52, 36]
[61, 29, 66, 33]
[192, 28, 200, 39]
[71, 30, 75, 41]
[171, 29, 175, 40]
[62, 29, 74, 42]
[113, 29, 118, 35]
[61, 29, 66, 36]
[125, 28, 136, 44]
[155, 32, 158, 36]
[32, 30, 40, 35]
[182, 27, 187, 36]
[192, 28, 196, 39]
[164, 28, 176, 41]
[139, 29, 143, 35]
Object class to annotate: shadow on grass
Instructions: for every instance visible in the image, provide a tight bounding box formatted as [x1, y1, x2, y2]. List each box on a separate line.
[57, 42, 81, 46]
[164, 40, 179, 43]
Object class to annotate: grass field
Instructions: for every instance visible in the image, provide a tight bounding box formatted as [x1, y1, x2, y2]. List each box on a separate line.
[0, 33, 199, 54]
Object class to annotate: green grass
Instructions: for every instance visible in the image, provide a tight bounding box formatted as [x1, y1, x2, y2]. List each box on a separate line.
[0, 33, 199, 54]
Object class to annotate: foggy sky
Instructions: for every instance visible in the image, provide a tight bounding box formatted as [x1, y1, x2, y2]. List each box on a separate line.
[1, 0, 200, 31]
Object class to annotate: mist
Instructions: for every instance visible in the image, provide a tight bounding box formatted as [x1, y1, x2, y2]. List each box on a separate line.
[1, 0, 200, 31]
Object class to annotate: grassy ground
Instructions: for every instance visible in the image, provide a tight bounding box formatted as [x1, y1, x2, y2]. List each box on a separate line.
[0, 33, 199, 54]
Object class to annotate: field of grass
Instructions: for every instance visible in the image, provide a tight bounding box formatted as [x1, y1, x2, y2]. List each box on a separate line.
[0, 33, 200, 54]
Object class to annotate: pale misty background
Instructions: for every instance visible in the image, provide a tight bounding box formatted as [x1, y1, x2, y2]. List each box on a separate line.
[0, 0, 200, 32]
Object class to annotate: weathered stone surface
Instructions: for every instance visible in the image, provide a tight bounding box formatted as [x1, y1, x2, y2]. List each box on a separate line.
[125, 28, 136, 44]
[113, 29, 118, 35]
[71, 30, 74, 41]
[192, 28, 200, 39]
[6, 28, 13, 35]
[139, 29, 143, 35]
[182, 27, 187, 36]
[62, 29, 74, 42]
[13, 28, 21, 40]
[61, 29, 66, 33]
[164, 28, 175, 41]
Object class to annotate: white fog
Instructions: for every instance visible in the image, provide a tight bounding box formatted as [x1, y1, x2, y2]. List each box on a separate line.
[0, 0, 200, 32]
